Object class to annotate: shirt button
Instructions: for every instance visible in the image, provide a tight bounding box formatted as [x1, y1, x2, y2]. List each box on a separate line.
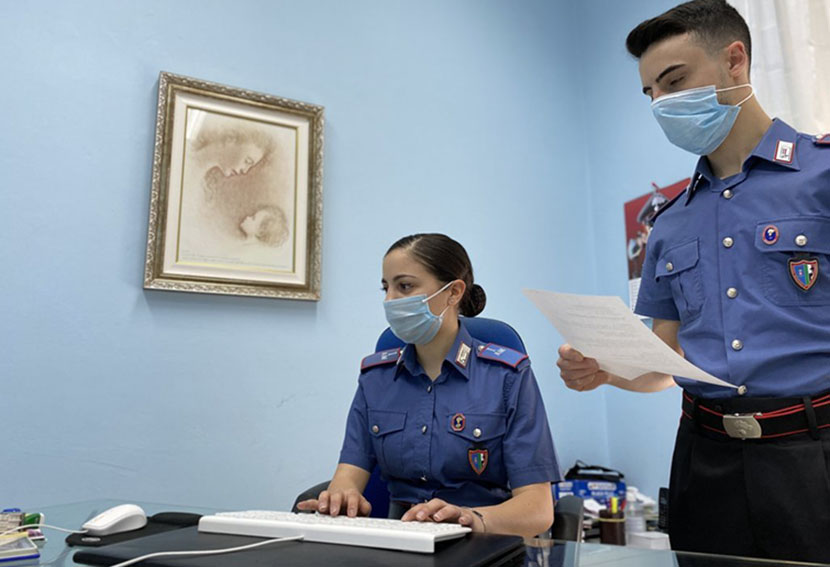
[426, 385, 432, 393]
[722, 237, 734, 248]
[731, 339, 743, 351]
[372, 425, 379, 433]
[726, 287, 738, 299]
[473, 428, 482, 438]
[722, 189, 733, 199]
[421, 425, 428, 434]
[795, 234, 808, 247]
[665, 262, 674, 272]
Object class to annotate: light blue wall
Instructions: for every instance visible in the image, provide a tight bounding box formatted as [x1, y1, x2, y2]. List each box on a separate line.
[573, 0, 701, 498]
[1, 0, 611, 510]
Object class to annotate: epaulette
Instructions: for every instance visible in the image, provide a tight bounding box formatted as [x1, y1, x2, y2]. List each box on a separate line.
[814, 133, 830, 145]
[475, 343, 528, 369]
[360, 348, 402, 372]
[650, 187, 686, 224]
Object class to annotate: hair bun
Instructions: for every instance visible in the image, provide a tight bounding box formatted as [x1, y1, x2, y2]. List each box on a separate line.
[462, 283, 487, 317]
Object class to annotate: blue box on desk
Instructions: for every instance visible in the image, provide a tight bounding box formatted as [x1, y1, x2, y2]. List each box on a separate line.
[555, 479, 626, 506]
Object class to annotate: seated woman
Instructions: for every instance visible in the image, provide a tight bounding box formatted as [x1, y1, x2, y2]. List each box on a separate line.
[298, 233, 561, 538]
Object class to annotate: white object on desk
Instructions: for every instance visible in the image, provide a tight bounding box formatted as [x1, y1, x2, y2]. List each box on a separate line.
[627, 531, 671, 550]
[198, 510, 471, 554]
[82, 504, 147, 536]
[523, 289, 735, 388]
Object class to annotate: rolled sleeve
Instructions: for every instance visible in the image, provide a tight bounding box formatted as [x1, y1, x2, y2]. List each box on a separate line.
[634, 235, 680, 321]
[337, 383, 376, 472]
[503, 364, 562, 488]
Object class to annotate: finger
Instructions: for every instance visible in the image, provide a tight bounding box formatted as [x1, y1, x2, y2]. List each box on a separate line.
[358, 496, 372, 517]
[346, 491, 361, 517]
[457, 509, 475, 527]
[401, 504, 424, 522]
[295, 499, 318, 511]
[329, 492, 343, 516]
[558, 344, 584, 361]
[415, 499, 447, 521]
[432, 505, 462, 523]
[317, 491, 330, 513]
[558, 357, 600, 373]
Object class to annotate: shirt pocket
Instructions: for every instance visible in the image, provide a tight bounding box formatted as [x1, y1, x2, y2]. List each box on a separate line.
[367, 409, 407, 476]
[655, 238, 704, 322]
[445, 412, 507, 481]
[754, 217, 830, 306]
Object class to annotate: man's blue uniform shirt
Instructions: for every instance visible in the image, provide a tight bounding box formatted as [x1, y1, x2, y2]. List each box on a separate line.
[338, 320, 562, 507]
[636, 119, 830, 398]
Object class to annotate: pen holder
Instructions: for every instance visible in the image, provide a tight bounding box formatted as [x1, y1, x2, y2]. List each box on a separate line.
[599, 510, 626, 545]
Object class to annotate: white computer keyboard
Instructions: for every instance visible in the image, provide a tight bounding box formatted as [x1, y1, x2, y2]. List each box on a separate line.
[198, 510, 471, 554]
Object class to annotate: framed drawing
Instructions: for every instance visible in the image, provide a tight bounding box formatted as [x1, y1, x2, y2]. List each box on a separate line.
[143, 72, 324, 300]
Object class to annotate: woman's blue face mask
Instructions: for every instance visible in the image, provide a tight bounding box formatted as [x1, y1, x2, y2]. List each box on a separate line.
[651, 83, 754, 155]
[383, 281, 454, 345]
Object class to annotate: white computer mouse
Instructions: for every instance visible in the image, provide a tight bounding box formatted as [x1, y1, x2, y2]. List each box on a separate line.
[82, 504, 148, 536]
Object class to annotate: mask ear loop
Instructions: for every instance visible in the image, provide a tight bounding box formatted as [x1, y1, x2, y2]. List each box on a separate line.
[717, 83, 754, 106]
[423, 280, 459, 318]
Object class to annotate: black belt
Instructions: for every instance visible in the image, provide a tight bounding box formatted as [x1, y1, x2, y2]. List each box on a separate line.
[681, 391, 830, 440]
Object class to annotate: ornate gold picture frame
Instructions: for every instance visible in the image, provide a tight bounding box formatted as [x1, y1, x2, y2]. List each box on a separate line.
[143, 72, 324, 300]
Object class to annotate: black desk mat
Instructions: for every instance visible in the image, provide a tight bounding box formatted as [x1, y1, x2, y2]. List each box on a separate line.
[73, 525, 525, 567]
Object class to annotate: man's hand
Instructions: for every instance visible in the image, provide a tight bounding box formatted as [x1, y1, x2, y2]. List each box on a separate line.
[556, 344, 611, 391]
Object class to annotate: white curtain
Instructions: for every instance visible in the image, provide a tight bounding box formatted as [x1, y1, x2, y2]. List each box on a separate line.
[730, 0, 830, 134]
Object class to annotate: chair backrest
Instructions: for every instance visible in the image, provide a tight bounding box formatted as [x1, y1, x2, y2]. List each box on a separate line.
[366, 317, 528, 518]
[375, 317, 527, 353]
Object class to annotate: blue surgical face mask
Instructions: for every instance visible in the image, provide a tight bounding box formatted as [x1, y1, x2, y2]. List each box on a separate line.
[651, 84, 754, 155]
[383, 281, 454, 345]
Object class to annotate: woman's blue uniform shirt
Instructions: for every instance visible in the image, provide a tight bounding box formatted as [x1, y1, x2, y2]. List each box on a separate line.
[636, 119, 830, 398]
[338, 320, 562, 507]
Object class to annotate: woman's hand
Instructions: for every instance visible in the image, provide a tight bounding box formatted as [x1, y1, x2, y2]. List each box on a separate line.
[401, 499, 484, 531]
[556, 343, 611, 391]
[296, 488, 372, 518]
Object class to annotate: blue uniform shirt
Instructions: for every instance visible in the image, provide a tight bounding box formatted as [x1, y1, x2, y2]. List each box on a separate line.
[338, 320, 562, 507]
[636, 119, 830, 398]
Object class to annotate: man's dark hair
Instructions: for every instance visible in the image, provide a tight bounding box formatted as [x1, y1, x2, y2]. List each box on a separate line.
[626, 0, 751, 64]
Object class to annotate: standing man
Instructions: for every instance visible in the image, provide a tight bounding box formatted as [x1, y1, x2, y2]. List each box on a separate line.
[557, 0, 830, 562]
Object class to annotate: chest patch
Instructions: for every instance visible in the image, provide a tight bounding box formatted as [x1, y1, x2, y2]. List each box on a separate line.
[789, 257, 819, 291]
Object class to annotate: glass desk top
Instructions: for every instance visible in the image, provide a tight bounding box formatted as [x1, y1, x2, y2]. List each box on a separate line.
[20, 500, 830, 567]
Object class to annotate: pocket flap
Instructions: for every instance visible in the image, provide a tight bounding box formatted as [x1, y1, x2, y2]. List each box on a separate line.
[367, 410, 406, 436]
[754, 217, 830, 254]
[655, 239, 699, 279]
[447, 412, 507, 442]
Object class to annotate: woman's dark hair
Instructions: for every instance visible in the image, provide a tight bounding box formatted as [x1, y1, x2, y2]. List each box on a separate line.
[626, 0, 751, 65]
[386, 233, 486, 317]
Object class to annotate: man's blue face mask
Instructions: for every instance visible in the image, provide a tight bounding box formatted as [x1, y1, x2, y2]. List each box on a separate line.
[383, 281, 454, 345]
[651, 84, 754, 155]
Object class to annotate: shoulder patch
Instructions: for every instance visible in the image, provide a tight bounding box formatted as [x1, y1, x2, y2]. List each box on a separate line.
[475, 343, 528, 369]
[361, 348, 401, 372]
[815, 133, 830, 145]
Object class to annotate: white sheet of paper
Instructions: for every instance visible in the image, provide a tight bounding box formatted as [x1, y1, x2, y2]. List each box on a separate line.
[523, 289, 736, 388]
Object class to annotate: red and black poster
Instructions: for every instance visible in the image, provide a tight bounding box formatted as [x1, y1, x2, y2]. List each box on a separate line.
[624, 178, 689, 311]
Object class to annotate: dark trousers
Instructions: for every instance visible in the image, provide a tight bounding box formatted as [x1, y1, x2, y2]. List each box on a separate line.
[669, 411, 830, 563]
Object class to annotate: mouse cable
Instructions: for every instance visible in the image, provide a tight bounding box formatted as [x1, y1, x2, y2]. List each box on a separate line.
[0, 523, 87, 537]
[108, 535, 304, 567]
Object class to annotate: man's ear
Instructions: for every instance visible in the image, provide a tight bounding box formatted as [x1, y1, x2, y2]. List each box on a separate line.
[724, 40, 750, 81]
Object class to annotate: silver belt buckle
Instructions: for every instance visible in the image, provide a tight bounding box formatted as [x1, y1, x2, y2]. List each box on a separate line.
[722, 413, 762, 439]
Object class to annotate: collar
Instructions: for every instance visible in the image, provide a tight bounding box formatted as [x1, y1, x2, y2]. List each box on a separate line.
[395, 320, 473, 380]
[685, 118, 800, 206]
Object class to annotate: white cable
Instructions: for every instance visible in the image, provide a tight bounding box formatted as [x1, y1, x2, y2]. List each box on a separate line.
[108, 535, 303, 567]
[0, 523, 87, 537]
